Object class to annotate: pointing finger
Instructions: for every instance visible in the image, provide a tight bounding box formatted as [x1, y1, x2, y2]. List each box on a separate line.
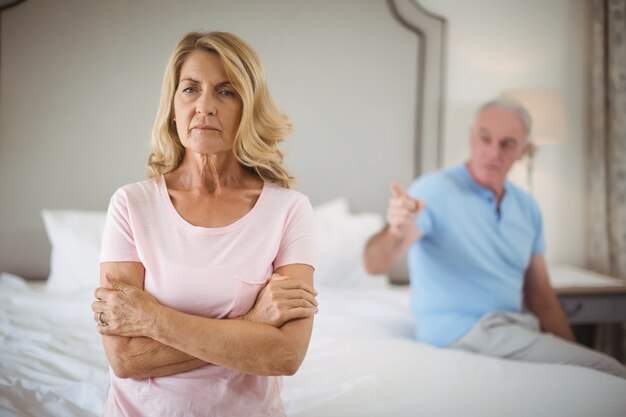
[390, 181, 407, 198]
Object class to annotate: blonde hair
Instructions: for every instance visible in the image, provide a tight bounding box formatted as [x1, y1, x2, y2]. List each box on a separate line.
[147, 31, 293, 187]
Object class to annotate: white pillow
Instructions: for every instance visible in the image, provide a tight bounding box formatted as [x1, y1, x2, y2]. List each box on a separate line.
[40, 199, 383, 292]
[314, 199, 385, 287]
[41, 209, 106, 293]
[313, 197, 350, 219]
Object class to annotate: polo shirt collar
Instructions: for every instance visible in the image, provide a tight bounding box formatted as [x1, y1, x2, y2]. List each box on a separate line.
[456, 164, 509, 204]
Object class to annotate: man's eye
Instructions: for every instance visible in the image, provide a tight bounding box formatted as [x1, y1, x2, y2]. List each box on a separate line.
[502, 141, 516, 150]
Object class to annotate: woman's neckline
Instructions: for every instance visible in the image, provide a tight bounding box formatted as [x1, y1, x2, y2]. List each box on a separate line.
[157, 174, 268, 235]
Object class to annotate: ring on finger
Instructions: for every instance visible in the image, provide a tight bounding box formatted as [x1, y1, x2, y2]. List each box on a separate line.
[97, 311, 106, 326]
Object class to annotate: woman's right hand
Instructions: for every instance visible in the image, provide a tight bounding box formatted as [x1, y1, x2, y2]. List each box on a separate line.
[241, 273, 318, 327]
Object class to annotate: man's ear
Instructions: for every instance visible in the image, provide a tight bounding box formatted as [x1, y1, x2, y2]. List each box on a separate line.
[519, 140, 534, 160]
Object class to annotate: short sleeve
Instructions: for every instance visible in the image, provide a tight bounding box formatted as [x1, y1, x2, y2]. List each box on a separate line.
[99, 188, 141, 263]
[530, 200, 546, 256]
[274, 195, 315, 269]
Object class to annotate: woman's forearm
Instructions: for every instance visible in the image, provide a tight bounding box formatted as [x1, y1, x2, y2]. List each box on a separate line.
[105, 313, 308, 378]
[98, 262, 199, 379]
[103, 334, 208, 379]
[150, 304, 312, 376]
[97, 264, 315, 377]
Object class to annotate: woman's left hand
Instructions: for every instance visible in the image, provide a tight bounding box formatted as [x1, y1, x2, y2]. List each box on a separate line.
[242, 273, 318, 327]
[92, 279, 160, 338]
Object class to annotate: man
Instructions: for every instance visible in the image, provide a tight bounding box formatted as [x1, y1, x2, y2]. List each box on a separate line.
[364, 98, 626, 378]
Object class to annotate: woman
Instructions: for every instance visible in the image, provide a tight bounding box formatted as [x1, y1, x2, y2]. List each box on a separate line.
[91, 31, 317, 417]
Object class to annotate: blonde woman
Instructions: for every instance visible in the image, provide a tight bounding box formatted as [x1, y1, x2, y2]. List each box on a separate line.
[91, 32, 317, 416]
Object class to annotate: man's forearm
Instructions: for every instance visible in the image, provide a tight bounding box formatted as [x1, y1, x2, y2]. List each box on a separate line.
[523, 256, 575, 343]
[530, 301, 575, 342]
[539, 309, 575, 342]
[364, 226, 415, 275]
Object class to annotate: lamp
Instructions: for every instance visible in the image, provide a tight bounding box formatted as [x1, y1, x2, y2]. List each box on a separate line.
[502, 90, 567, 192]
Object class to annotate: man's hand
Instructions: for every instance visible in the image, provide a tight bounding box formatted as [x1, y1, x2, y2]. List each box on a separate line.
[242, 273, 318, 328]
[387, 182, 424, 238]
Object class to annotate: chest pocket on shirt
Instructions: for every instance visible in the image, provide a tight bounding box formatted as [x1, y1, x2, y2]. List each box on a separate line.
[229, 265, 273, 318]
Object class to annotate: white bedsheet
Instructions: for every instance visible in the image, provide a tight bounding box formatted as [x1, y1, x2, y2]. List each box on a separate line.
[1, 274, 625, 417]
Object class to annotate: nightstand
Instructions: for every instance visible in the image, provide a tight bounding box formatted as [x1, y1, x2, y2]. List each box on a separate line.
[550, 264, 626, 323]
[549, 264, 626, 361]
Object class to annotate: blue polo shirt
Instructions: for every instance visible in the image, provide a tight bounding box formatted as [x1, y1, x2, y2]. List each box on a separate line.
[407, 164, 545, 347]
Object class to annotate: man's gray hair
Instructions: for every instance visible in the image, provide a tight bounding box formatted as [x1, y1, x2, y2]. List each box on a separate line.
[475, 97, 533, 141]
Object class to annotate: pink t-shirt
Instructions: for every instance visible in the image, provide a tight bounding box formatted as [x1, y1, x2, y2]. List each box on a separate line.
[99, 176, 315, 417]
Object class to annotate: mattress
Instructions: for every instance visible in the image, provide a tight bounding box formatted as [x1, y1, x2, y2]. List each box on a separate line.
[1, 273, 625, 417]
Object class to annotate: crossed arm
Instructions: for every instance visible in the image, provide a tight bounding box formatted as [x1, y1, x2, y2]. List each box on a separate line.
[94, 261, 317, 379]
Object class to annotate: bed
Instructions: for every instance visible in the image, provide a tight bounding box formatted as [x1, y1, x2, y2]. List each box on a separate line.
[1, 1, 626, 416]
[1, 202, 626, 417]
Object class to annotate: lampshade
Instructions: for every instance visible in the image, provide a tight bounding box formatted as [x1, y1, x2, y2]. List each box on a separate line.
[502, 90, 567, 145]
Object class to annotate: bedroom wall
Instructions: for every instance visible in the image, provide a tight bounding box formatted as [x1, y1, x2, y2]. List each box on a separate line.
[420, 0, 589, 268]
[0, 0, 590, 278]
[0, 0, 419, 279]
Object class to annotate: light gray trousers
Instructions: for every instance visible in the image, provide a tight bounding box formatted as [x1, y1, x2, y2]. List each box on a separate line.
[450, 312, 626, 379]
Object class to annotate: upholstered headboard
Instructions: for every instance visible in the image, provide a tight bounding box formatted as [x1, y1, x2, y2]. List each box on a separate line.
[0, 0, 446, 279]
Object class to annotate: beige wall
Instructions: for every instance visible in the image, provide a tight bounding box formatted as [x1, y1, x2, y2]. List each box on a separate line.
[0, 0, 418, 278]
[421, 0, 589, 267]
[0, 0, 590, 278]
